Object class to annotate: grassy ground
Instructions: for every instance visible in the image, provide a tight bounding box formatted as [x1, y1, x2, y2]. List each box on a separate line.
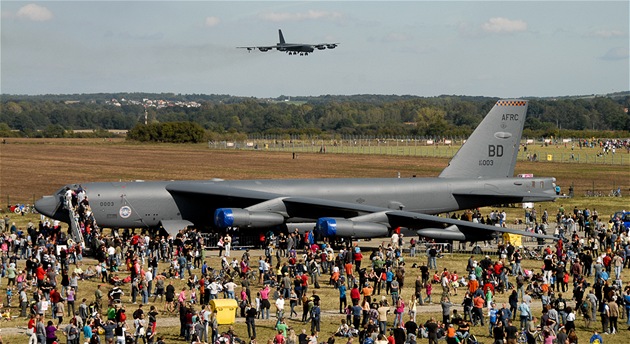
[0, 235, 627, 344]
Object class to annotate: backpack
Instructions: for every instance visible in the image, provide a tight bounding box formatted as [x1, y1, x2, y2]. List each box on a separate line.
[557, 300, 566, 311]
[69, 325, 78, 337]
[133, 309, 141, 319]
[363, 337, 374, 344]
[311, 306, 320, 319]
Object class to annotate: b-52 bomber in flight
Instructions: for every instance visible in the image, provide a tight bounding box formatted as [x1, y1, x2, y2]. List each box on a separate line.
[237, 29, 338, 55]
[36, 100, 558, 244]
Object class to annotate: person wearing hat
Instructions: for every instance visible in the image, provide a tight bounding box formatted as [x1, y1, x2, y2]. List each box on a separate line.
[608, 295, 619, 334]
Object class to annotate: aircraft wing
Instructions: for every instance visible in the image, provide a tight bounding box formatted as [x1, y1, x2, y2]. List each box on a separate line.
[237, 46, 276, 52]
[165, 183, 282, 204]
[314, 43, 339, 50]
[280, 197, 556, 241]
[385, 210, 556, 241]
[165, 184, 554, 242]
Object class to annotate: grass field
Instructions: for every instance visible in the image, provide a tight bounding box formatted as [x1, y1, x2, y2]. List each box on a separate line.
[210, 139, 630, 166]
[0, 138, 628, 343]
[0, 237, 627, 344]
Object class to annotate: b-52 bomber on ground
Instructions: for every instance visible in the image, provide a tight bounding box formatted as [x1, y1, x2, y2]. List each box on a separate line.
[237, 29, 338, 55]
[36, 99, 558, 244]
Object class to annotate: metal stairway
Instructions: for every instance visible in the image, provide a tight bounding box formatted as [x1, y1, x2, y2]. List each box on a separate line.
[67, 206, 85, 248]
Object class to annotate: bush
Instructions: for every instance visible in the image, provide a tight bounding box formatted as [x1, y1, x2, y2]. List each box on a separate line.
[127, 122, 206, 143]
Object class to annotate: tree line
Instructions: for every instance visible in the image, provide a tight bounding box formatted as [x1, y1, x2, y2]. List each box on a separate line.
[1, 93, 629, 141]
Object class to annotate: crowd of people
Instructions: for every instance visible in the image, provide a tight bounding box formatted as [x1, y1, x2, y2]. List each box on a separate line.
[1, 192, 628, 344]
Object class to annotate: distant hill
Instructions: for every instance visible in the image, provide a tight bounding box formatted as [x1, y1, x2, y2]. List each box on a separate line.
[1, 92, 629, 138]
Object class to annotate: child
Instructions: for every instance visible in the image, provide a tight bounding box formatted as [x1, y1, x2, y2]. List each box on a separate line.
[5, 288, 12, 308]
[424, 283, 433, 304]
[190, 289, 197, 304]
[241, 288, 247, 303]
[0, 308, 10, 321]
[255, 292, 262, 319]
[485, 288, 493, 307]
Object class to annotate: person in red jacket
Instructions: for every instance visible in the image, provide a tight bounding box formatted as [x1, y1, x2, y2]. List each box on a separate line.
[483, 281, 495, 296]
[50, 288, 61, 305]
[36, 264, 46, 287]
[354, 249, 363, 271]
[300, 273, 309, 296]
[350, 285, 361, 305]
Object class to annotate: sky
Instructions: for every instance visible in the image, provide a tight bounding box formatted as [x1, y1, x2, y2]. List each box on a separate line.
[1, 1, 628, 98]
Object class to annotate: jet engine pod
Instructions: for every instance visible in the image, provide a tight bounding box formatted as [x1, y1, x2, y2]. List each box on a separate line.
[416, 225, 466, 241]
[316, 218, 389, 238]
[214, 208, 285, 228]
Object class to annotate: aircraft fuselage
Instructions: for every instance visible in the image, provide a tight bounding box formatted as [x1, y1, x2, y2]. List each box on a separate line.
[36, 176, 556, 231]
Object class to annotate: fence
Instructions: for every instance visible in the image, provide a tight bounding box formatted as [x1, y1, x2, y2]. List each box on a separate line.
[208, 138, 630, 165]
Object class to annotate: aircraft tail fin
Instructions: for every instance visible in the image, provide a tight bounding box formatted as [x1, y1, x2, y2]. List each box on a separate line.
[278, 29, 286, 44]
[439, 99, 528, 179]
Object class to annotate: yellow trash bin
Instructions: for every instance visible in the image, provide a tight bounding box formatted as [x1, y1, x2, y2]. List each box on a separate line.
[209, 299, 238, 325]
[502, 233, 522, 247]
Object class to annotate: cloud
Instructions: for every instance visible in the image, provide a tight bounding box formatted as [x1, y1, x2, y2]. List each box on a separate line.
[601, 47, 629, 60]
[259, 10, 342, 22]
[16, 4, 53, 21]
[591, 30, 626, 38]
[481, 17, 527, 33]
[204, 16, 220, 27]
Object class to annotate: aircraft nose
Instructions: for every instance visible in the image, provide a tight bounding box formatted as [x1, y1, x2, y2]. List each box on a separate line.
[34, 195, 60, 218]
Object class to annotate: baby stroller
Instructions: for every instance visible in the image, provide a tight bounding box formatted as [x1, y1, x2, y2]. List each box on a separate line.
[109, 275, 123, 286]
[525, 282, 543, 299]
[523, 247, 542, 261]
[466, 334, 481, 344]
[495, 279, 514, 294]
